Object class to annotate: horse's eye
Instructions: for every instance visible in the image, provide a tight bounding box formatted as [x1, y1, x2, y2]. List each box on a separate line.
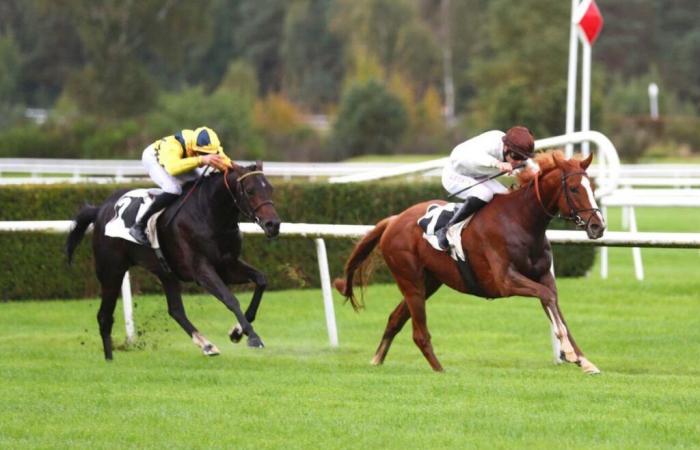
[570, 186, 579, 193]
[246, 188, 255, 196]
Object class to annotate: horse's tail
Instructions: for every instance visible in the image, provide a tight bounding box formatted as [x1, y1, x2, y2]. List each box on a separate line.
[333, 216, 393, 311]
[65, 205, 99, 265]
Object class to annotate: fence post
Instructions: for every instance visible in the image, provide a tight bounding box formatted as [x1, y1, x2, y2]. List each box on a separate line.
[315, 238, 339, 347]
[121, 271, 136, 343]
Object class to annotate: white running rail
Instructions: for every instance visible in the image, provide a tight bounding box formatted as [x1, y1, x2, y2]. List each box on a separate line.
[3, 221, 700, 352]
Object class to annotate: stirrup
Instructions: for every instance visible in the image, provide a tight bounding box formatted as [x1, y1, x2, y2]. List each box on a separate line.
[129, 225, 149, 245]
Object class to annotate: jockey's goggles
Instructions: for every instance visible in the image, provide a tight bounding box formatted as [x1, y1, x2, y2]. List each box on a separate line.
[507, 147, 531, 161]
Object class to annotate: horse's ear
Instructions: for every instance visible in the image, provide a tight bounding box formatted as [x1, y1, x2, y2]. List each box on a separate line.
[580, 153, 593, 170]
[256, 160, 263, 171]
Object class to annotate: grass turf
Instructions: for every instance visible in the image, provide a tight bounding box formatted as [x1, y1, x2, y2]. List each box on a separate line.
[1, 207, 699, 449]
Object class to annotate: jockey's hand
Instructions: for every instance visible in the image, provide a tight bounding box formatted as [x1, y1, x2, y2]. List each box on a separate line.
[497, 161, 514, 173]
[201, 154, 228, 171]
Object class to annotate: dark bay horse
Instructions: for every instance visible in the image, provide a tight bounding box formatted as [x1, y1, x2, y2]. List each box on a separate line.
[66, 162, 280, 360]
[334, 151, 605, 373]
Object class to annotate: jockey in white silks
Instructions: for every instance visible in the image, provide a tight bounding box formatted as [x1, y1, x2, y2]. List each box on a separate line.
[435, 126, 540, 250]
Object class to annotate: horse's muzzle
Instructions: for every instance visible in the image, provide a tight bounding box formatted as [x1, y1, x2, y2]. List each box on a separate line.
[586, 220, 605, 239]
[263, 220, 280, 238]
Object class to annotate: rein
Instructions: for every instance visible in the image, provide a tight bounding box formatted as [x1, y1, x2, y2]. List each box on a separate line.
[223, 168, 274, 224]
[533, 170, 600, 228]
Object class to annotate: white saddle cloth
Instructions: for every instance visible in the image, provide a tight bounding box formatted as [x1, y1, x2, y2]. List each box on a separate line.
[104, 188, 166, 249]
[417, 202, 473, 262]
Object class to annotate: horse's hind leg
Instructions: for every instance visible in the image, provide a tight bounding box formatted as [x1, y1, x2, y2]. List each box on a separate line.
[159, 274, 219, 356]
[386, 261, 443, 371]
[372, 273, 442, 366]
[95, 267, 126, 360]
[223, 260, 267, 344]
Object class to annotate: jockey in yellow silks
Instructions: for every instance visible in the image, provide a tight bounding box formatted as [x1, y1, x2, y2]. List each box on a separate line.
[435, 126, 540, 250]
[129, 126, 232, 245]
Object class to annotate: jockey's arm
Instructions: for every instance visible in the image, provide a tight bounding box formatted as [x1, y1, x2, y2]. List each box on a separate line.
[157, 141, 203, 176]
[453, 151, 502, 176]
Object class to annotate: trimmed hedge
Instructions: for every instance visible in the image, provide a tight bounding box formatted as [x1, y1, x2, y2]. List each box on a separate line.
[0, 181, 593, 300]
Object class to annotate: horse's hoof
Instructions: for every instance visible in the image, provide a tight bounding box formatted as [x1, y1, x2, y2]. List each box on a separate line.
[202, 343, 220, 356]
[247, 336, 265, 348]
[229, 324, 244, 343]
[579, 357, 601, 374]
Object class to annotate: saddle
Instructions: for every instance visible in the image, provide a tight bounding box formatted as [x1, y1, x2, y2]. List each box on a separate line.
[104, 188, 171, 271]
[417, 203, 486, 297]
[417, 203, 471, 261]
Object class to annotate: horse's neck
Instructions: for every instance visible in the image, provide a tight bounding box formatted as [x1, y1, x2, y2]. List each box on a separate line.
[516, 169, 563, 233]
[195, 174, 241, 228]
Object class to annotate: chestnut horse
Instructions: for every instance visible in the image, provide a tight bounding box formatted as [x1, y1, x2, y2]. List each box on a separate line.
[334, 151, 605, 373]
[66, 162, 280, 360]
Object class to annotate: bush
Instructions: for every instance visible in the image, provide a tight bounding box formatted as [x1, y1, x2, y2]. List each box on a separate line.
[253, 94, 327, 161]
[0, 181, 594, 300]
[0, 124, 66, 158]
[331, 80, 408, 159]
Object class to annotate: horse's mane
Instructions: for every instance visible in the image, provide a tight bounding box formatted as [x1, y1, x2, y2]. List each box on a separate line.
[515, 150, 563, 185]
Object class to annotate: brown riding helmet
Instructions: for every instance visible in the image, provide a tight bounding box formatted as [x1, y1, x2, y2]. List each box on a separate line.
[503, 126, 535, 160]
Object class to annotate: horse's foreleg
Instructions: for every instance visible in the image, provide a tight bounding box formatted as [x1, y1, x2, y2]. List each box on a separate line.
[159, 275, 219, 356]
[537, 272, 599, 374]
[505, 270, 599, 374]
[224, 260, 267, 344]
[196, 262, 264, 348]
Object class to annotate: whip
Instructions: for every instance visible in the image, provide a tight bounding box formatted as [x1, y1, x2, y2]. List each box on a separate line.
[447, 162, 526, 200]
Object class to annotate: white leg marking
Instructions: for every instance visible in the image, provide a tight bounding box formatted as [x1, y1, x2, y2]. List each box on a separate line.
[547, 307, 576, 362]
[192, 332, 220, 356]
[579, 356, 601, 374]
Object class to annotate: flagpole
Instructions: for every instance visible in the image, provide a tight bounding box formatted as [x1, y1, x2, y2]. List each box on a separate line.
[565, 0, 581, 158]
[581, 38, 592, 157]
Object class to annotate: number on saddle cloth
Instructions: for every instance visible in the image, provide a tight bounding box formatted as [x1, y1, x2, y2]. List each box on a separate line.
[417, 203, 459, 235]
[117, 196, 145, 228]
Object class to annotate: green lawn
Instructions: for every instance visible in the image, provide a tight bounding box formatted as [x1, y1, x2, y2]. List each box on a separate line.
[1, 207, 699, 449]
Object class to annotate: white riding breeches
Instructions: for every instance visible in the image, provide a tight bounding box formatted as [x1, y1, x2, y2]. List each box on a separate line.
[142, 144, 206, 195]
[441, 167, 507, 202]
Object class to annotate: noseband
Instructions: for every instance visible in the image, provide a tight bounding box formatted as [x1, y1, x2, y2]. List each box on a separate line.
[223, 168, 274, 224]
[533, 170, 601, 228]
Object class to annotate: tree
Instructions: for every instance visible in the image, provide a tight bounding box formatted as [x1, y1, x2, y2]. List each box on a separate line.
[331, 80, 408, 159]
[465, 0, 603, 137]
[235, 0, 288, 95]
[282, 0, 345, 110]
[0, 34, 21, 104]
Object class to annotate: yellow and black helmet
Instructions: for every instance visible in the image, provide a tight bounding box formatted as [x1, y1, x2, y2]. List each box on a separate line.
[192, 126, 222, 154]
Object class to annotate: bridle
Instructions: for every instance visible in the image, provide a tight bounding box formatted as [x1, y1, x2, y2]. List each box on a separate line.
[223, 168, 274, 224]
[533, 169, 601, 228]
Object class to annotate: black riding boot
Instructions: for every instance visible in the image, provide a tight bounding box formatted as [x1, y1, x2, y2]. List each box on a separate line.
[129, 192, 179, 245]
[436, 197, 488, 250]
